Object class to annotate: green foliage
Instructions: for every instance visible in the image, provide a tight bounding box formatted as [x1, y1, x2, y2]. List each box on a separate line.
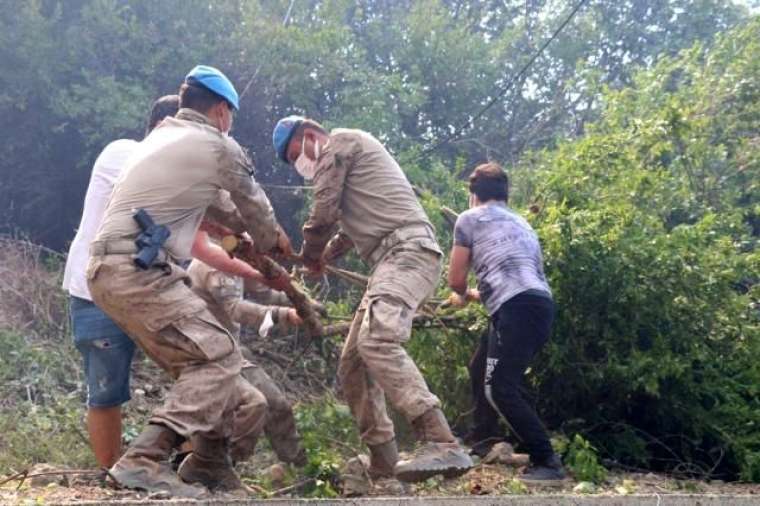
[564, 434, 608, 484]
[0, 330, 91, 471]
[516, 19, 760, 480]
[0, 0, 746, 248]
[500, 478, 529, 495]
[410, 18, 760, 482]
[294, 397, 360, 497]
[0, 0, 757, 487]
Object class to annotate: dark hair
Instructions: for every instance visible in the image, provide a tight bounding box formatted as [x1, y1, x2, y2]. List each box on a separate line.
[468, 162, 509, 203]
[178, 81, 228, 114]
[145, 94, 179, 136]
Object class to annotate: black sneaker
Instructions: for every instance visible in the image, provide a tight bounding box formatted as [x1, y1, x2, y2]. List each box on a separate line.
[518, 454, 567, 486]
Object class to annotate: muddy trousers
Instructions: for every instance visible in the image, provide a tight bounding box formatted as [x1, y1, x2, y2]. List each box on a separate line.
[337, 244, 442, 446]
[233, 363, 302, 463]
[485, 292, 555, 464]
[87, 255, 266, 451]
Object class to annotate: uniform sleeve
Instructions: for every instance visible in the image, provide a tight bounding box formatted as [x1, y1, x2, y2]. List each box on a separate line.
[230, 301, 292, 335]
[204, 269, 245, 318]
[453, 212, 474, 248]
[244, 278, 292, 306]
[205, 190, 249, 232]
[218, 139, 279, 253]
[301, 135, 360, 263]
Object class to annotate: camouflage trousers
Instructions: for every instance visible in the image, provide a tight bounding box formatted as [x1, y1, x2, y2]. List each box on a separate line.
[233, 357, 303, 464]
[87, 254, 267, 448]
[338, 241, 442, 446]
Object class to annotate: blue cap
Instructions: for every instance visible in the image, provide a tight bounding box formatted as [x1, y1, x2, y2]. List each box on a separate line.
[185, 65, 239, 110]
[272, 115, 305, 163]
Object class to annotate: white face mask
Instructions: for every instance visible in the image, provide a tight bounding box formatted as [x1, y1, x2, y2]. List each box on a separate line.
[294, 136, 320, 180]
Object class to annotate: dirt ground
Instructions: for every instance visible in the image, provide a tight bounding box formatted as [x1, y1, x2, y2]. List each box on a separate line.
[3, 338, 759, 505]
[2, 459, 759, 504]
[2, 271, 758, 504]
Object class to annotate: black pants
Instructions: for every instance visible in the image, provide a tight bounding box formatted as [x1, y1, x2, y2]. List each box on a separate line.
[467, 326, 501, 440]
[485, 292, 555, 464]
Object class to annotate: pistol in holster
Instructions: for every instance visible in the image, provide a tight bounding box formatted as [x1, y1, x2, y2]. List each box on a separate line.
[132, 208, 171, 270]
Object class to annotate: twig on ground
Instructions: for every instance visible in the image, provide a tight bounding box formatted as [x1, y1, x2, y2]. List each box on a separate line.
[269, 478, 316, 497]
[0, 469, 104, 490]
[247, 347, 291, 368]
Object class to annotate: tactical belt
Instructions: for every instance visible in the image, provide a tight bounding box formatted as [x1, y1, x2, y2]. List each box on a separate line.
[90, 240, 172, 264]
[366, 223, 437, 267]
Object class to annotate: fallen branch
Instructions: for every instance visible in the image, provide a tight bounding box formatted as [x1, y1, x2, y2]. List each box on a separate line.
[247, 347, 291, 369]
[440, 206, 460, 230]
[0, 468, 104, 490]
[201, 221, 324, 339]
[269, 478, 316, 497]
[325, 265, 368, 287]
[279, 322, 352, 343]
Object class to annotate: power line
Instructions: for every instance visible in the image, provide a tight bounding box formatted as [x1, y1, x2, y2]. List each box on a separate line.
[419, 0, 590, 158]
[261, 183, 312, 191]
[239, 0, 297, 100]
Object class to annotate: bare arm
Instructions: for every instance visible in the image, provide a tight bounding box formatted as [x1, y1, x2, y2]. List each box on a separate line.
[191, 230, 265, 281]
[448, 245, 471, 295]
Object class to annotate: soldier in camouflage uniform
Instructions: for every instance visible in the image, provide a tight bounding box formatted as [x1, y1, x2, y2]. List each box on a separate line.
[271, 116, 473, 484]
[88, 66, 291, 497]
[186, 259, 307, 467]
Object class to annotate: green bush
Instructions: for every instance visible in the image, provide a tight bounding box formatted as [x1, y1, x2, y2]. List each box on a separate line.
[294, 396, 361, 497]
[404, 19, 760, 481]
[564, 434, 608, 484]
[0, 330, 91, 471]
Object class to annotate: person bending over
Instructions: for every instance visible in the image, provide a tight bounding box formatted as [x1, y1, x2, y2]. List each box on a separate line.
[448, 162, 565, 484]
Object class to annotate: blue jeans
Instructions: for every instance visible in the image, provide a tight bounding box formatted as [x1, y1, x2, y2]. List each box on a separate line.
[69, 296, 135, 407]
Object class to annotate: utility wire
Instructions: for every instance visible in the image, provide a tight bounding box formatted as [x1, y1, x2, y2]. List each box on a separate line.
[418, 0, 590, 158]
[239, 0, 297, 99]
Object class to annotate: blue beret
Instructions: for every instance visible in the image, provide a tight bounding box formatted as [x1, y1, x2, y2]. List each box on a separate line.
[185, 65, 239, 110]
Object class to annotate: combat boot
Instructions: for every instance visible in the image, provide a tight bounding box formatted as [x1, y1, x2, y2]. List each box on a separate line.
[269, 432, 308, 467]
[395, 408, 473, 482]
[368, 440, 406, 495]
[109, 423, 208, 498]
[368, 440, 398, 478]
[341, 442, 406, 497]
[178, 437, 244, 492]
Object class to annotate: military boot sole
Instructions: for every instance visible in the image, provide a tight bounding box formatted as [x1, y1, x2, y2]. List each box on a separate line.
[110, 464, 208, 498]
[395, 449, 473, 483]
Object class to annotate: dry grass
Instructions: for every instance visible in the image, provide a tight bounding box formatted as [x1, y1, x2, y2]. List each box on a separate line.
[0, 236, 69, 339]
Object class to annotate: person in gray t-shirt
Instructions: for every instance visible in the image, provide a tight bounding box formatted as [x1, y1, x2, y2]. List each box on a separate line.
[453, 195, 551, 315]
[448, 162, 566, 485]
